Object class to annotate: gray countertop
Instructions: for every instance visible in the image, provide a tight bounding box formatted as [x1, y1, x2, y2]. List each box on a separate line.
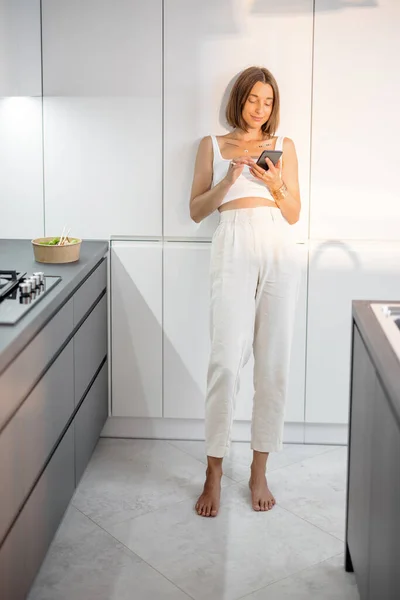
[353, 300, 400, 426]
[0, 239, 109, 375]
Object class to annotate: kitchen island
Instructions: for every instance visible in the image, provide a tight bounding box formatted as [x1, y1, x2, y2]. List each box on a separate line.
[346, 300, 400, 600]
[0, 238, 109, 600]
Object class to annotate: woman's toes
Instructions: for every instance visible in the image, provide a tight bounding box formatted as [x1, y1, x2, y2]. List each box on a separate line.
[210, 508, 218, 517]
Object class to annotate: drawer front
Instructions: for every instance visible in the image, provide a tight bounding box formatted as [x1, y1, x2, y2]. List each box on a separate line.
[0, 299, 73, 432]
[0, 340, 74, 545]
[75, 360, 108, 484]
[73, 259, 107, 326]
[0, 426, 75, 600]
[74, 294, 107, 404]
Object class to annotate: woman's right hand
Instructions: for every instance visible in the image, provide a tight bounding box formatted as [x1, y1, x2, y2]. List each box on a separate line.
[224, 156, 250, 185]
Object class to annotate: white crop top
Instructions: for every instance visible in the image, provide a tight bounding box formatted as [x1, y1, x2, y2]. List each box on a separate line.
[210, 134, 284, 207]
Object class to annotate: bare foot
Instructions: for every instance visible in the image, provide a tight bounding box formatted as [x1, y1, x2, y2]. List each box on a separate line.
[249, 470, 276, 512]
[195, 468, 222, 517]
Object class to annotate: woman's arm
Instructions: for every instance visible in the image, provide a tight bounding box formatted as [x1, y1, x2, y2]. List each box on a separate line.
[189, 136, 233, 223]
[248, 136, 301, 225]
[272, 137, 301, 225]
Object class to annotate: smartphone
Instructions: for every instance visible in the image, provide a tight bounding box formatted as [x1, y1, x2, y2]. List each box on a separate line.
[256, 150, 282, 171]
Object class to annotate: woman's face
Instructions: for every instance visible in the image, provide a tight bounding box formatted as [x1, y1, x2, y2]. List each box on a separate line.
[242, 81, 274, 131]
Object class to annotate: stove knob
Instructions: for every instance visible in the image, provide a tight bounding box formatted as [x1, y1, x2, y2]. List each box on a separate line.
[27, 277, 37, 290]
[33, 272, 44, 284]
[20, 281, 32, 295]
[32, 274, 42, 287]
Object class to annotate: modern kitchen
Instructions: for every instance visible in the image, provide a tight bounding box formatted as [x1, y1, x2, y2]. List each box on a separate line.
[1, 1, 400, 600]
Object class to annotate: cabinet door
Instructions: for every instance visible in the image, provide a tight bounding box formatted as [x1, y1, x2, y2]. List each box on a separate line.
[310, 1, 400, 240]
[164, 0, 313, 241]
[0, 426, 74, 600]
[74, 295, 107, 404]
[305, 241, 400, 424]
[163, 242, 211, 419]
[0, 0, 41, 96]
[75, 361, 108, 485]
[163, 242, 307, 423]
[111, 242, 163, 418]
[0, 97, 44, 239]
[346, 326, 375, 600]
[0, 341, 74, 546]
[41, 0, 162, 239]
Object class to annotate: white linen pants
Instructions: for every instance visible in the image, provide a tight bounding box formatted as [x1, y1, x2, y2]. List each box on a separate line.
[205, 206, 301, 458]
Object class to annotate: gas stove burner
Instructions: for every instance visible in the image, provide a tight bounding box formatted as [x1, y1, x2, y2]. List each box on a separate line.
[0, 269, 26, 300]
[0, 270, 17, 279]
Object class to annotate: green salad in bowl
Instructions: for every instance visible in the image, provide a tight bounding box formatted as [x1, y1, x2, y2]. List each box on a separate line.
[39, 237, 80, 246]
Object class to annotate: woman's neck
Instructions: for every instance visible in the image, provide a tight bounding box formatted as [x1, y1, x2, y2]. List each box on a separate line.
[232, 128, 270, 142]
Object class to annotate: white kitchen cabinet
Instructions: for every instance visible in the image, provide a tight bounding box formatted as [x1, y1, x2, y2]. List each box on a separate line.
[163, 242, 307, 424]
[164, 0, 313, 242]
[0, 0, 41, 97]
[41, 0, 161, 97]
[41, 0, 162, 239]
[42, 98, 162, 239]
[305, 241, 400, 425]
[163, 242, 211, 419]
[310, 0, 400, 240]
[111, 242, 163, 418]
[0, 97, 44, 239]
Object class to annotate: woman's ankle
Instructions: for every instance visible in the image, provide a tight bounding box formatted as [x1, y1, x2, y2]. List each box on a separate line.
[206, 456, 223, 476]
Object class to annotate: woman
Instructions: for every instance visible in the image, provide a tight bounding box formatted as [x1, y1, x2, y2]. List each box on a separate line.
[189, 66, 301, 517]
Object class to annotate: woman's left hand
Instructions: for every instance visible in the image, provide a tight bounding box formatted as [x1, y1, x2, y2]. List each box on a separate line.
[248, 157, 282, 192]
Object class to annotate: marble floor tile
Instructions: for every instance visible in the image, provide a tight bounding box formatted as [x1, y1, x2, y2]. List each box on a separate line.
[168, 440, 339, 483]
[106, 483, 343, 600]
[72, 438, 234, 528]
[27, 505, 191, 600]
[240, 553, 359, 600]
[266, 447, 348, 541]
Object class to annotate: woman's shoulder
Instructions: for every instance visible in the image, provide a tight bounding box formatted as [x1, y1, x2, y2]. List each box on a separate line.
[281, 136, 295, 151]
[195, 136, 214, 162]
[199, 134, 220, 145]
[198, 135, 214, 148]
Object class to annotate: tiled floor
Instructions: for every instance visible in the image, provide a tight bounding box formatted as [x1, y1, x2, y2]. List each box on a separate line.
[28, 439, 360, 600]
